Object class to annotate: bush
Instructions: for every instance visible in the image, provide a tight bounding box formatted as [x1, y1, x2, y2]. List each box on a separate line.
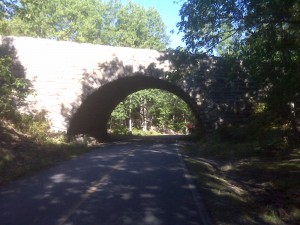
[132, 128, 161, 136]
[14, 111, 51, 142]
[0, 56, 28, 118]
[109, 127, 132, 136]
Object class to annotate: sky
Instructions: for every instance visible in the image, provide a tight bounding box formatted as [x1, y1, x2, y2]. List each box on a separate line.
[121, 0, 185, 49]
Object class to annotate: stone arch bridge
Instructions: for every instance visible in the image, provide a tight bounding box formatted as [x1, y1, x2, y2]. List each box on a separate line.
[1, 36, 251, 141]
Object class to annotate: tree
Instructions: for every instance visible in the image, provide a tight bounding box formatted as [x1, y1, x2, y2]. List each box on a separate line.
[0, 0, 18, 34]
[0, 56, 28, 118]
[177, 0, 300, 136]
[3, 0, 169, 50]
[109, 89, 195, 134]
[90, 1, 170, 49]
[7, 0, 105, 43]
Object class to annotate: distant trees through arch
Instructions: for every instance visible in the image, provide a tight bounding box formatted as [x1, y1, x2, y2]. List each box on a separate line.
[108, 89, 196, 136]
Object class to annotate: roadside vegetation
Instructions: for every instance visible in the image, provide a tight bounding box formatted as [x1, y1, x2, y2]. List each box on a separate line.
[0, 112, 98, 185]
[181, 126, 300, 225]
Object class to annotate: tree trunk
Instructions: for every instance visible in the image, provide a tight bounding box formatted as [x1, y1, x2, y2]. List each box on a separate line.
[289, 102, 300, 139]
[129, 97, 132, 132]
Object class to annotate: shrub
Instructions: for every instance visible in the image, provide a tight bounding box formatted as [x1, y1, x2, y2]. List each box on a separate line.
[14, 111, 51, 142]
[0, 56, 28, 118]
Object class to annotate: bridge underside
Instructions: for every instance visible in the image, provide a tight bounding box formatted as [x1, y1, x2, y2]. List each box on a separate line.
[67, 76, 202, 141]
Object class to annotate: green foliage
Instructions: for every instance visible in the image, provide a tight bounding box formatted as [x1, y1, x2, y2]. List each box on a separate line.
[0, 0, 18, 19]
[0, 117, 97, 185]
[13, 111, 51, 142]
[7, 0, 105, 42]
[111, 2, 169, 49]
[204, 115, 296, 156]
[177, 0, 300, 139]
[163, 47, 208, 85]
[110, 101, 128, 121]
[131, 128, 161, 136]
[109, 89, 195, 135]
[0, 56, 28, 118]
[109, 127, 132, 136]
[0, 0, 18, 33]
[2, 0, 169, 50]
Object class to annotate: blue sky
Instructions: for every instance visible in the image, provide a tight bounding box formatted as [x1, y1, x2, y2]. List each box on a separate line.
[121, 0, 185, 48]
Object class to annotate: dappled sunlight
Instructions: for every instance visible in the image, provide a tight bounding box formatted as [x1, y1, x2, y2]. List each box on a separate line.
[181, 145, 300, 225]
[0, 141, 207, 225]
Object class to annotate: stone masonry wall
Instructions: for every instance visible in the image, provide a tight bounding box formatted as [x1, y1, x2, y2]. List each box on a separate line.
[0, 36, 171, 132]
[0, 36, 251, 134]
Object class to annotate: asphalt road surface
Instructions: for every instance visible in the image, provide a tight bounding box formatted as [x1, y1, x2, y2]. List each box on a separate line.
[0, 138, 211, 225]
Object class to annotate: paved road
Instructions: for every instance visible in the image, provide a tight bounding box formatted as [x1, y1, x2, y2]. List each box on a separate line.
[0, 139, 211, 225]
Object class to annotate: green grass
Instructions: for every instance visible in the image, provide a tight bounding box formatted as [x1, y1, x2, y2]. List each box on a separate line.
[181, 138, 300, 225]
[0, 140, 99, 185]
[0, 119, 99, 185]
[131, 128, 162, 136]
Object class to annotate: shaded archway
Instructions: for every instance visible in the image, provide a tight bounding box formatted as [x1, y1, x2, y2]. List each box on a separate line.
[67, 76, 203, 141]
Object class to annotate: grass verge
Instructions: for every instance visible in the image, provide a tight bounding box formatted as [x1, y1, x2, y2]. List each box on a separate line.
[181, 140, 300, 225]
[0, 120, 100, 186]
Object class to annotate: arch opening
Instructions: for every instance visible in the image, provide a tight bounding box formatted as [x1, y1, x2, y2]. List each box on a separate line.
[108, 89, 197, 136]
[67, 76, 203, 141]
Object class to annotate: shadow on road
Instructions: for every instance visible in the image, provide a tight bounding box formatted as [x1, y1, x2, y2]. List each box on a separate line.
[0, 140, 210, 225]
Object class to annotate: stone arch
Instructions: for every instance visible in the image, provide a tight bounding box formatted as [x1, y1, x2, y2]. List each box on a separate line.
[67, 75, 203, 141]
